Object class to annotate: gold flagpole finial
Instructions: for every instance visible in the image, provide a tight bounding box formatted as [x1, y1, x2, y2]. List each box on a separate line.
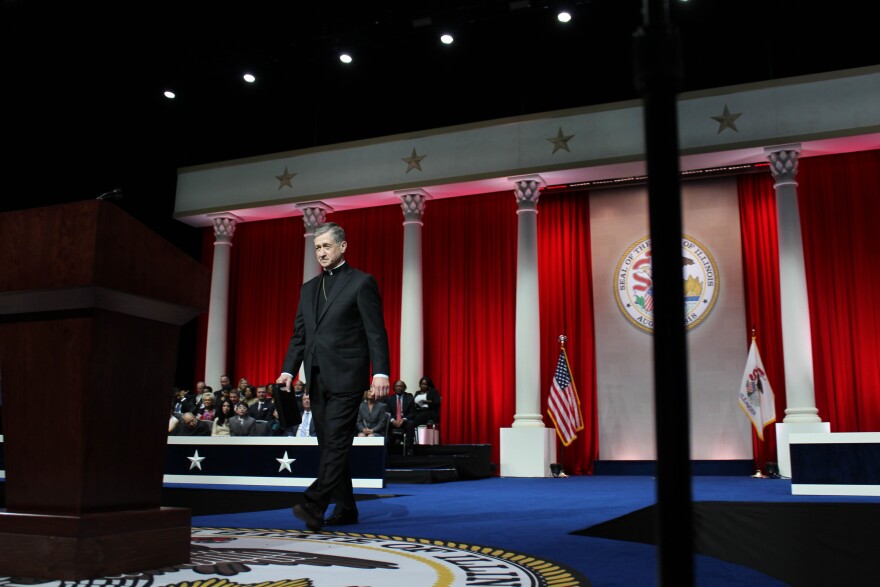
[558, 334, 567, 348]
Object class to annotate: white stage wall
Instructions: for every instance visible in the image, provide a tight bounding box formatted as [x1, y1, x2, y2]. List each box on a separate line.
[590, 176, 752, 460]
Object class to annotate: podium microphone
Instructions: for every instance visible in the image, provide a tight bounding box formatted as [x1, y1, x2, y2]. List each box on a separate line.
[96, 188, 123, 201]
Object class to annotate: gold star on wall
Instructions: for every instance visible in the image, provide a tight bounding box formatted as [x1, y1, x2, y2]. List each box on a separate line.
[711, 105, 742, 134]
[547, 127, 575, 153]
[402, 148, 426, 173]
[275, 166, 296, 190]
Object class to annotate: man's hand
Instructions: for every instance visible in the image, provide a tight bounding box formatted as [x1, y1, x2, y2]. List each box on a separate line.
[371, 375, 390, 399]
[277, 373, 293, 391]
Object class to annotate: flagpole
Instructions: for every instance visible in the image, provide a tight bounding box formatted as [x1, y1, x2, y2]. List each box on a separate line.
[557, 335, 567, 473]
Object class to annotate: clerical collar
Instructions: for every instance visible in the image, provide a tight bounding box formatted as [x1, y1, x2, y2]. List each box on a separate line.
[325, 261, 347, 276]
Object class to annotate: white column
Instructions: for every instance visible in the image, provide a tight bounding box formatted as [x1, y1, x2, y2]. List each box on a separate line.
[294, 202, 332, 383]
[204, 212, 242, 390]
[296, 202, 332, 282]
[395, 188, 430, 388]
[511, 174, 544, 427]
[765, 144, 828, 478]
[500, 174, 556, 477]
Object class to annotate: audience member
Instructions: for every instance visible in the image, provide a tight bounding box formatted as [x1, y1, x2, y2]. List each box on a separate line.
[243, 385, 258, 406]
[412, 375, 442, 428]
[293, 379, 307, 401]
[357, 389, 387, 437]
[249, 385, 275, 421]
[216, 374, 234, 399]
[266, 409, 281, 435]
[385, 380, 416, 448]
[291, 395, 317, 437]
[196, 393, 217, 421]
[168, 407, 180, 434]
[172, 388, 195, 414]
[193, 380, 207, 403]
[229, 402, 259, 436]
[174, 412, 211, 436]
[227, 390, 242, 408]
[211, 400, 233, 436]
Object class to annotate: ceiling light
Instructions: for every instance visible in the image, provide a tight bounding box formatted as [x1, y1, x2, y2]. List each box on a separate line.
[557, 11, 572, 23]
[164, 90, 176, 99]
[339, 53, 353, 64]
[243, 73, 256, 83]
[440, 33, 454, 45]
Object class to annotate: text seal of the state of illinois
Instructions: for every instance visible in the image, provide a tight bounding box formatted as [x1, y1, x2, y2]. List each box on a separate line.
[614, 234, 719, 333]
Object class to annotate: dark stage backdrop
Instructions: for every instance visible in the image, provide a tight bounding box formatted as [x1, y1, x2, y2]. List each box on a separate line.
[193, 149, 879, 475]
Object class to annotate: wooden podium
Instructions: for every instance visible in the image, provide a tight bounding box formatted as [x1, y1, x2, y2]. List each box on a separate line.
[0, 200, 210, 579]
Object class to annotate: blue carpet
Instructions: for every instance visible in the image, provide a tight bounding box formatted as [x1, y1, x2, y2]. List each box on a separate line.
[175, 475, 873, 586]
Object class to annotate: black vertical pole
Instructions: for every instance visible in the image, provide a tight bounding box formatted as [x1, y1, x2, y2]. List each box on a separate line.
[633, 0, 694, 585]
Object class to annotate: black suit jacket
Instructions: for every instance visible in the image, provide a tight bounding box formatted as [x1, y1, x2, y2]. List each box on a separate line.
[249, 399, 275, 421]
[282, 264, 390, 395]
[385, 392, 416, 422]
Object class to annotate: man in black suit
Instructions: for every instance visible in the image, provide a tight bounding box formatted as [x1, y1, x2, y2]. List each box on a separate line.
[278, 222, 390, 531]
[386, 379, 416, 450]
[248, 385, 275, 421]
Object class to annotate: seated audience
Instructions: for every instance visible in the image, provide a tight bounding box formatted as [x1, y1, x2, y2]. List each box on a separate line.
[211, 400, 233, 436]
[412, 375, 442, 428]
[249, 385, 275, 421]
[196, 393, 217, 420]
[168, 407, 180, 434]
[385, 380, 416, 448]
[229, 402, 259, 436]
[357, 389, 388, 437]
[174, 412, 211, 436]
[290, 395, 317, 437]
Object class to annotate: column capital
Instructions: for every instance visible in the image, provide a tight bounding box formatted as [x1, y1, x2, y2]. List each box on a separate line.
[509, 174, 546, 212]
[207, 212, 243, 245]
[764, 143, 802, 187]
[296, 201, 334, 235]
[394, 188, 431, 224]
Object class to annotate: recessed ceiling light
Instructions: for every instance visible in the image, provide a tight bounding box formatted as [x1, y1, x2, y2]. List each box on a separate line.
[440, 33, 454, 45]
[164, 90, 176, 99]
[339, 53, 353, 64]
[243, 73, 256, 83]
[557, 11, 572, 23]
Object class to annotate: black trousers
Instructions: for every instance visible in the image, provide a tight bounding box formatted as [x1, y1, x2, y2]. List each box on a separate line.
[303, 367, 363, 513]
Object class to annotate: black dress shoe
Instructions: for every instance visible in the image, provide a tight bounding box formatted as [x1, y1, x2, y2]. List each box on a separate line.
[323, 509, 359, 526]
[292, 502, 325, 531]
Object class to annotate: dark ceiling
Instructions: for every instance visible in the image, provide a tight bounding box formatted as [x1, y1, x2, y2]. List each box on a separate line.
[3, 0, 877, 254]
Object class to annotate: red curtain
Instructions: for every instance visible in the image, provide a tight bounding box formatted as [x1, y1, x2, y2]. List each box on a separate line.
[538, 188, 598, 474]
[798, 150, 880, 431]
[421, 191, 519, 468]
[738, 172, 786, 470]
[738, 150, 880, 469]
[228, 217, 304, 387]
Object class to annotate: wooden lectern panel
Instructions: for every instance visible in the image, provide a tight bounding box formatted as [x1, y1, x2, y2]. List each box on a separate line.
[0, 200, 209, 579]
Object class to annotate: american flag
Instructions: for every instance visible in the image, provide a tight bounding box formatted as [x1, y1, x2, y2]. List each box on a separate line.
[547, 347, 584, 446]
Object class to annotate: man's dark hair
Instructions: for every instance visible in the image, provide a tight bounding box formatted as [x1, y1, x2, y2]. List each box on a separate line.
[314, 222, 345, 243]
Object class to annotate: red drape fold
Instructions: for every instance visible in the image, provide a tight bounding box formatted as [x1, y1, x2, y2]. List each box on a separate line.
[738, 172, 786, 470]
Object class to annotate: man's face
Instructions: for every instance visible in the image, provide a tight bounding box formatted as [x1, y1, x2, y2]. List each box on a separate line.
[220, 376, 230, 387]
[195, 382, 205, 393]
[229, 392, 240, 404]
[256, 387, 267, 399]
[302, 395, 311, 410]
[235, 403, 248, 416]
[393, 382, 406, 394]
[314, 232, 346, 269]
[184, 414, 198, 428]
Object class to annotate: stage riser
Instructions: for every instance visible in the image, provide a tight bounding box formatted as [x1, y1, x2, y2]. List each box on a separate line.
[387, 444, 495, 484]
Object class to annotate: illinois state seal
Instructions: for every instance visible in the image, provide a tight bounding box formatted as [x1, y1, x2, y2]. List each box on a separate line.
[614, 234, 719, 333]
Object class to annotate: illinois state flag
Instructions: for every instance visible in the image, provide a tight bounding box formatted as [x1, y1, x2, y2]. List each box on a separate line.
[548, 348, 584, 446]
[738, 339, 777, 440]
